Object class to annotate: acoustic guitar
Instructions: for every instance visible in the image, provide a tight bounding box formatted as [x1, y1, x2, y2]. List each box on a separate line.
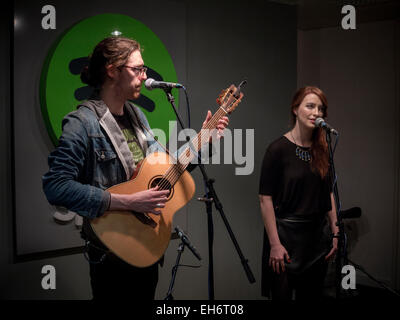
[90, 84, 244, 267]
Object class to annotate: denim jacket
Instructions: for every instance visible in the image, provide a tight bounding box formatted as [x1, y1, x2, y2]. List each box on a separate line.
[42, 99, 163, 219]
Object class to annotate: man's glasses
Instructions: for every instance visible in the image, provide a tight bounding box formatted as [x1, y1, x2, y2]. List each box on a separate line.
[122, 65, 147, 76]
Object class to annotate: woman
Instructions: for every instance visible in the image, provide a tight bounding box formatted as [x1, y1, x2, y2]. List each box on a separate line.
[42, 36, 228, 300]
[259, 86, 338, 300]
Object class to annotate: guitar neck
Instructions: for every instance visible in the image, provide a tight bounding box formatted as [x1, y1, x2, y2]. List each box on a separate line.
[179, 106, 227, 167]
[163, 106, 228, 187]
[158, 83, 243, 190]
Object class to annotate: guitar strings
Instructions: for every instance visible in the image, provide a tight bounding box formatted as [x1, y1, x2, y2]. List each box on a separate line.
[156, 107, 228, 191]
[156, 92, 236, 192]
[157, 99, 233, 190]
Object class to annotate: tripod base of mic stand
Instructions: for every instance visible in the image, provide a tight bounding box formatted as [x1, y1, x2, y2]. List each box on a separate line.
[164, 243, 185, 300]
[164, 294, 174, 300]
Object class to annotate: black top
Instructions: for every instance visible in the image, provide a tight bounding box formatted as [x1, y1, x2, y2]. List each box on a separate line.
[112, 110, 132, 130]
[259, 136, 332, 218]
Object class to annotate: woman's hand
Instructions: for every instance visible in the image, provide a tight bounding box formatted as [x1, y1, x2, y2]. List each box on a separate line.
[202, 110, 229, 140]
[325, 236, 338, 261]
[269, 244, 291, 274]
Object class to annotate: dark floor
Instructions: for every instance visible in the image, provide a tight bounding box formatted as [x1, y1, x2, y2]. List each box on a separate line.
[323, 284, 400, 301]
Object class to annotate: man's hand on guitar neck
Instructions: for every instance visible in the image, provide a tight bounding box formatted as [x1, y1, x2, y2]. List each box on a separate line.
[202, 110, 229, 141]
[109, 186, 169, 215]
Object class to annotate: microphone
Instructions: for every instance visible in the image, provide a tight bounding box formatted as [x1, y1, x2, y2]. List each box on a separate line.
[175, 226, 202, 261]
[145, 78, 184, 90]
[315, 118, 339, 135]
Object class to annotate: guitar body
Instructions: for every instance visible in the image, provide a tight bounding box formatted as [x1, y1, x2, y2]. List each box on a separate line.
[90, 151, 196, 267]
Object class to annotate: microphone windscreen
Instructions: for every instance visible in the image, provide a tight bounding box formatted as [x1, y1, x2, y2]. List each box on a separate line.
[144, 78, 155, 90]
[315, 117, 324, 128]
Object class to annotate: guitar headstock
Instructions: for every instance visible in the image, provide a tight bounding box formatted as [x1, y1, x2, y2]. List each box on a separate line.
[216, 82, 245, 114]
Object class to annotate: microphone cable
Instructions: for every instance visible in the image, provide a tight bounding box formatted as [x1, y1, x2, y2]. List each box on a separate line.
[182, 85, 190, 130]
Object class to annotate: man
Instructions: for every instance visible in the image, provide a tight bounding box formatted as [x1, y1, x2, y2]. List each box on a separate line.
[42, 36, 228, 299]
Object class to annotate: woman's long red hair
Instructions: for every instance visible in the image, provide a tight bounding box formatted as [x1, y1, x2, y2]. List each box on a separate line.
[290, 86, 329, 178]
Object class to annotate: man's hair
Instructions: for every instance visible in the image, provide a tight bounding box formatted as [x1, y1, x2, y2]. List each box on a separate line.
[81, 37, 141, 88]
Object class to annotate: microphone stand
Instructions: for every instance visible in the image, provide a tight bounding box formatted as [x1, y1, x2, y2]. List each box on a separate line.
[164, 242, 185, 300]
[199, 194, 215, 300]
[163, 86, 255, 301]
[197, 164, 256, 300]
[326, 131, 346, 299]
[165, 226, 201, 300]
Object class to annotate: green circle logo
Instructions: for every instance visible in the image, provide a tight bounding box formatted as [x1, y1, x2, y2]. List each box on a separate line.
[40, 13, 179, 146]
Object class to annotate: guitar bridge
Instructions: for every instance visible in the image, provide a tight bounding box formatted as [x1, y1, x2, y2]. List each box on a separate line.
[131, 211, 157, 229]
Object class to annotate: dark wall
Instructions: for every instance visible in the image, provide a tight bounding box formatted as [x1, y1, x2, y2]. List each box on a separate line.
[298, 19, 400, 290]
[157, 1, 297, 299]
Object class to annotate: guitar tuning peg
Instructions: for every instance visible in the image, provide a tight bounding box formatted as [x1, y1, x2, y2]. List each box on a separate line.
[217, 89, 227, 105]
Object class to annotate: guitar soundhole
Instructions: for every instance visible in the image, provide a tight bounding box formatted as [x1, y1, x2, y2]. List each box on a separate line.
[149, 176, 174, 200]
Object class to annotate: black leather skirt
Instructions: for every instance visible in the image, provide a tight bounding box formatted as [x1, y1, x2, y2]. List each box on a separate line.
[261, 214, 332, 297]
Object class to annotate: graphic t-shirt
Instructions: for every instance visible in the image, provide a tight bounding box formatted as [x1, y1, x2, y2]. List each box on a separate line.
[112, 110, 145, 165]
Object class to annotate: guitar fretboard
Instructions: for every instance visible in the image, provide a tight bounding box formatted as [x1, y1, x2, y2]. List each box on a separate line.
[157, 106, 228, 190]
